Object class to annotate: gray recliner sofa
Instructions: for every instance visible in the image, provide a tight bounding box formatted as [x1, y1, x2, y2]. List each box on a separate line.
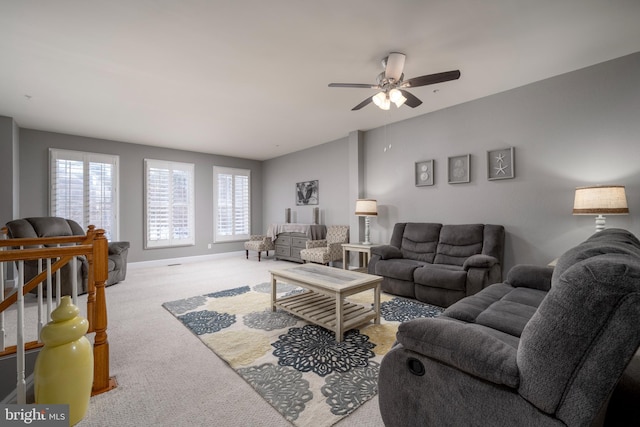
[5, 217, 130, 296]
[378, 228, 640, 426]
[368, 223, 505, 307]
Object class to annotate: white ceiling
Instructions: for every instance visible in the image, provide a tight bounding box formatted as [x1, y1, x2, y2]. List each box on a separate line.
[1, 1, 640, 161]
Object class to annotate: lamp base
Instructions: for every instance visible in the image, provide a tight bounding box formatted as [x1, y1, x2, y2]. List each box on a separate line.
[363, 216, 371, 245]
[595, 215, 606, 232]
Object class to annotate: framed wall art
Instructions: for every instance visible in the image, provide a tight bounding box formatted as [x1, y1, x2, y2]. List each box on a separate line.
[487, 147, 515, 180]
[448, 154, 470, 184]
[296, 180, 319, 205]
[415, 160, 434, 186]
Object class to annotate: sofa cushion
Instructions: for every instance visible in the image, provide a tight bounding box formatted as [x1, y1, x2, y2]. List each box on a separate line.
[375, 259, 425, 281]
[475, 299, 539, 338]
[28, 217, 83, 237]
[414, 265, 467, 291]
[443, 283, 514, 323]
[434, 224, 484, 266]
[552, 228, 640, 286]
[400, 223, 441, 262]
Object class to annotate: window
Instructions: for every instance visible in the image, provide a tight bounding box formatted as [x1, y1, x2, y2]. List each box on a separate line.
[213, 166, 250, 242]
[50, 149, 119, 240]
[145, 159, 195, 248]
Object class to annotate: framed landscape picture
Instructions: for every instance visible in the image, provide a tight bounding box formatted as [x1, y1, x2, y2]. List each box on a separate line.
[487, 147, 515, 180]
[296, 180, 319, 205]
[448, 154, 470, 184]
[415, 160, 434, 186]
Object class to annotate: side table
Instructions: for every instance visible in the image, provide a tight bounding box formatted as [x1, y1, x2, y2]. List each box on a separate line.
[342, 242, 381, 272]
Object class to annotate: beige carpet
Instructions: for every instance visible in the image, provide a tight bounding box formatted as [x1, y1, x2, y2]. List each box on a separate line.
[162, 283, 442, 426]
[76, 254, 389, 426]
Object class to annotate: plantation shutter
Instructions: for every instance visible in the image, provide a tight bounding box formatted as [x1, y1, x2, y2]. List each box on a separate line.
[50, 149, 119, 240]
[144, 159, 195, 248]
[214, 166, 250, 242]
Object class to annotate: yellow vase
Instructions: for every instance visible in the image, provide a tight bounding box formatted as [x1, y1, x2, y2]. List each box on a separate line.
[34, 295, 94, 426]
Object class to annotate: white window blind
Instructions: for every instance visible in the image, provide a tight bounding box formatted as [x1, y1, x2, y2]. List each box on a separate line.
[50, 149, 119, 240]
[145, 159, 195, 248]
[213, 166, 250, 242]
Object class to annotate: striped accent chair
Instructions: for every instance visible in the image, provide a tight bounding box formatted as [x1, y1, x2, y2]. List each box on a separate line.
[300, 225, 349, 265]
[244, 235, 275, 261]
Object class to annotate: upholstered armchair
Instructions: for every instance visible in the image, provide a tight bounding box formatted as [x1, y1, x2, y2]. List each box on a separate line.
[244, 235, 275, 261]
[300, 225, 349, 265]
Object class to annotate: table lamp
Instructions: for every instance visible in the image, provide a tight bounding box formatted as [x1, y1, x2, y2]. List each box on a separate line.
[573, 185, 629, 232]
[355, 199, 377, 244]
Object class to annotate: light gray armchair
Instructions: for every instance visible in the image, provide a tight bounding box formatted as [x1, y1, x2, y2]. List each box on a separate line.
[300, 225, 349, 265]
[244, 234, 275, 261]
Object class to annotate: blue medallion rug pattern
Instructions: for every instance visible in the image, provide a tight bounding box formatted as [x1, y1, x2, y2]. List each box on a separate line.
[163, 284, 442, 427]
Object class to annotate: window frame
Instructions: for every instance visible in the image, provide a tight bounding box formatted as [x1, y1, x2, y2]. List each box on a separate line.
[144, 159, 195, 249]
[213, 166, 251, 243]
[49, 148, 119, 240]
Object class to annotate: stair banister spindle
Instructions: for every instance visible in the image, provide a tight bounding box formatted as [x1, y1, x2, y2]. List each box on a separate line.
[37, 256, 44, 336]
[55, 245, 61, 305]
[17, 259, 26, 404]
[71, 255, 78, 305]
[46, 258, 53, 321]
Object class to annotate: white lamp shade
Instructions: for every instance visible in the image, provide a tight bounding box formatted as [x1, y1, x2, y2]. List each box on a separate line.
[355, 199, 378, 216]
[389, 88, 406, 107]
[573, 185, 629, 215]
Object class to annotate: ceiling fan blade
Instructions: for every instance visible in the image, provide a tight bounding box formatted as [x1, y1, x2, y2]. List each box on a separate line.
[385, 52, 406, 82]
[402, 70, 461, 88]
[352, 97, 374, 111]
[399, 90, 423, 108]
[329, 83, 378, 89]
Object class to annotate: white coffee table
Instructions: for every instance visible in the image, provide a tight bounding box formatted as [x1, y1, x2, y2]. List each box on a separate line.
[270, 264, 382, 342]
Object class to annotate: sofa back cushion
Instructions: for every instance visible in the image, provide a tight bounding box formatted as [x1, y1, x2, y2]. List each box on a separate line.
[517, 239, 640, 425]
[6, 217, 84, 239]
[552, 228, 640, 286]
[396, 223, 442, 263]
[434, 224, 484, 266]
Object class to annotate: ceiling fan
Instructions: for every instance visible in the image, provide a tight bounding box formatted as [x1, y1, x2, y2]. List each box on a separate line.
[329, 52, 461, 111]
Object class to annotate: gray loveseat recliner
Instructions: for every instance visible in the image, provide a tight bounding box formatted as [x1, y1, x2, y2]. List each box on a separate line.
[368, 223, 505, 307]
[378, 228, 640, 426]
[5, 217, 130, 296]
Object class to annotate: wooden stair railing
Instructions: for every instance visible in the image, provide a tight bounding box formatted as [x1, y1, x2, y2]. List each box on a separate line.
[0, 225, 116, 401]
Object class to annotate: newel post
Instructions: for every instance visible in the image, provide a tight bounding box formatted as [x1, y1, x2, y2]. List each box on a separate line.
[91, 228, 116, 395]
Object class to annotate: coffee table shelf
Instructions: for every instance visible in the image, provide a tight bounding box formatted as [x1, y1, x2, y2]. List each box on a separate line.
[275, 291, 377, 332]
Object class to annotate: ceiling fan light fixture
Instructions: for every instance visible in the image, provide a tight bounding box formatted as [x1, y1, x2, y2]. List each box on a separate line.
[373, 91, 390, 110]
[389, 88, 407, 108]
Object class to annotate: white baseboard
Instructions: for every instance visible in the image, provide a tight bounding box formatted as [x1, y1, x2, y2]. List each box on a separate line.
[127, 251, 245, 270]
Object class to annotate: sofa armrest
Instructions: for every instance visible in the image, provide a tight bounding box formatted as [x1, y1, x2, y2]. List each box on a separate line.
[396, 317, 519, 388]
[505, 264, 554, 291]
[306, 239, 327, 249]
[108, 241, 130, 255]
[462, 254, 499, 270]
[371, 245, 403, 260]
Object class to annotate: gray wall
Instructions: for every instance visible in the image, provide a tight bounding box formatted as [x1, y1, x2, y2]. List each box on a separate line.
[262, 137, 351, 228]
[17, 130, 263, 263]
[264, 52, 640, 274]
[0, 116, 19, 224]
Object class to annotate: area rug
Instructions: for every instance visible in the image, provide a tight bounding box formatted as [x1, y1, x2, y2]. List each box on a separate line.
[162, 283, 443, 426]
